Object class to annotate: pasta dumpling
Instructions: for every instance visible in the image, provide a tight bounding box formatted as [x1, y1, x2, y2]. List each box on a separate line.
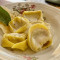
[9, 17, 29, 33]
[23, 10, 44, 23]
[1, 33, 28, 51]
[28, 23, 52, 52]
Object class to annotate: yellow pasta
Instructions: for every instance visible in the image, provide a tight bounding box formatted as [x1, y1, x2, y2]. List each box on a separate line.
[1, 37, 14, 48]
[1, 33, 28, 51]
[9, 16, 29, 33]
[3, 33, 27, 43]
[12, 40, 28, 51]
[23, 10, 44, 23]
[27, 23, 52, 52]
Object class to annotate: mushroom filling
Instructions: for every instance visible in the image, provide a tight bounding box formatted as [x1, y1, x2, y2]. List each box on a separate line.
[42, 41, 50, 48]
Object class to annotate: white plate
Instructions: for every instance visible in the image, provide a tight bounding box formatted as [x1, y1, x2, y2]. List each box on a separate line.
[0, 2, 60, 60]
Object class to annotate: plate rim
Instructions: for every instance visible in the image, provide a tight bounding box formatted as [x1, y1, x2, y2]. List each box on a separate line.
[4, 1, 60, 13]
[0, 2, 60, 60]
